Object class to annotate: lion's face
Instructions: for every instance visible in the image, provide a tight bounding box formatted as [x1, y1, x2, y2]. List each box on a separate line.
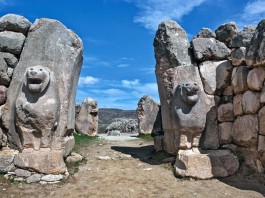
[180, 81, 200, 105]
[26, 66, 50, 93]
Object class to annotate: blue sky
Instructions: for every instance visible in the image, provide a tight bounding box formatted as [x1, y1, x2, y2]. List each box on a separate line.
[1, 0, 265, 109]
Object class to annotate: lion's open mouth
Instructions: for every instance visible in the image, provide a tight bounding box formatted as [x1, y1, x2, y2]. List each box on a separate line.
[28, 77, 43, 85]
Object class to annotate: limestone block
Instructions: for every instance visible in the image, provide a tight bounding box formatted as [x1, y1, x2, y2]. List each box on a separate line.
[14, 148, 66, 174]
[229, 26, 256, 48]
[75, 97, 98, 136]
[217, 103, 234, 122]
[258, 106, 265, 135]
[215, 22, 238, 45]
[246, 20, 265, 67]
[15, 168, 31, 177]
[0, 85, 7, 105]
[223, 86, 233, 96]
[233, 94, 243, 116]
[218, 122, 233, 145]
[199, 60, 232, 94]
[0, 149, 18, 173]
[174, 149, 239, 179]
[232, 115, 258, 147]
[0, 14, 31, 35]
[247, 67, 265, 91]
[0, 31, 25, 55]
[0, 52, 18, 68]
[191, 38, 230, 61]
[26, 174, 42, 183]
[242, 90, 261, 114]
[231, 66, 249, 94]
[261, 86, 265, 103]
[230, 47, 246, 66]
[194, 28, 216, 38]
[63, 136, 75, 157]
[137, 95, 161, 135]
[258, 135, 265, 167]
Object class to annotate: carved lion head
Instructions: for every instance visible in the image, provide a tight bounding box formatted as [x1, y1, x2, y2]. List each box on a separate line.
[180, 81, 200, 106]
[25, 66, 50, 93]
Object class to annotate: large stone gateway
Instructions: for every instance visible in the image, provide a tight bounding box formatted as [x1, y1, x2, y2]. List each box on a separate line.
[2, 17, 83, 174]
[154, 20, 239, 179]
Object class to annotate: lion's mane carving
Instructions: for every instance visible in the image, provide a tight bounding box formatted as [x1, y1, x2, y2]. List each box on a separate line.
[15, 66, 59, 150]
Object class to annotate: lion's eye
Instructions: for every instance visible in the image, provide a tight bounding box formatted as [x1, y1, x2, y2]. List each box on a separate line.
[40, 69, 42, 71]
[185, 83, 189, 86]
[30, 68, 33, 70]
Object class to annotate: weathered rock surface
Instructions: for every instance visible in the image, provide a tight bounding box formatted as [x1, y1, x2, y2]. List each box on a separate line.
[3, 18, 83, 152]
[174, 149, 239, 179]
[218, 122, 233, 145]
[217, 103, 234, 122]
[242, 91, 261, 114]
[41, 174, 63, 182]
[0, 149, 18, 173]
[199, 60, 232, 95]
[258, 106, 265, 135]
[246, 20, 265, 67]
[215, 22, 238, 45]
[154, 20, 192, 69]
[261, 86, 265, 103]
[0, 85, 7, 105]
[258, 135, 265, 167]
[63, 136, 75, 157]
[66, 152, 83, 163]
[0, 14, 31, 35]
[0, 52, 18, 68]
[14, 148, 66, 174]
[229, 26, 256, 48]
[191, 38, 230, 61]
[75, 97, 98, 136]
[194, 28, 216, 38]
[0, 56, 10, 86]
[231, 66, 249, 94]
[26, 173, 42, 183]
[247, 67, 265, 91]
[232, 115, 258, 147]
[231, 47, 246, 66]
[233, 94, 243, 116]
[137, 95, 161, 135]
[15, 168, 31, 177]
[0, 31, 26, 55]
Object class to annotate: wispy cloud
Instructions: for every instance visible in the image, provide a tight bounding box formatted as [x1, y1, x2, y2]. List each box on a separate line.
[125, 0, 207, 31]
[79, 76, 100, 86]
[239, 0, 265, 26]
[76, 78, 159, 109]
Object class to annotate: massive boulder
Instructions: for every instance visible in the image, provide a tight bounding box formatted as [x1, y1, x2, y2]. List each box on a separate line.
[215, 22, 238, 45]
[0, 14, 31, 35]
[229, 26, 255, 48]
[2, 18, 83, 174]
[0, 31, 26, 55]
[75, 98, 98, 136]
[246, 20, 265, 67]
[136, 95, 162, 135]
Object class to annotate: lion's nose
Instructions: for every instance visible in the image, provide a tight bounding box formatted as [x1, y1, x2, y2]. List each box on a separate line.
[30, 70, 37, 76]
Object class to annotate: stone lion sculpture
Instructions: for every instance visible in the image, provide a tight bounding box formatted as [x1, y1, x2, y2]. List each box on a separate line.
[171, 81, 206, 150]
[15, 66, 59, 150]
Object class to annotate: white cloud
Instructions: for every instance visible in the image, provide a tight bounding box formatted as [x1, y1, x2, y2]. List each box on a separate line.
[78, 76, 99, 86]
[125, 0, 207, 31]
[117, 63, 130, 68]
[122, 79, 140, 87]
[240, 0, 265, 26]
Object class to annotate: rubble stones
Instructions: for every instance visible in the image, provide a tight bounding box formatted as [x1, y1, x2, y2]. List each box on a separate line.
[0, 14, 31, 35]
[191, 38, 230, 61]
[41, 174, 63, 182]
[229, 26, 256, 48]
[0, 149, 18, 173]
[137, 95, 161, 134]
[15, 168, 31, 177]
[199, 60, 232, 94]
[242, 91, 261, 114]
[246, 20, 265, 67]
[247, 67, 265, 91]
[217, 103, 234, 122]
[26, 174, 42, 183]
[215, 22, 238, 45]
[0, 31, 25, 55]
[194, 28, 216, 38]
[75, 98, 98, 136]
[105, 118, 137, 134]
[231, 66, 249, 94]
[230, 47, 246, 66]
[232, 115, 258, 147]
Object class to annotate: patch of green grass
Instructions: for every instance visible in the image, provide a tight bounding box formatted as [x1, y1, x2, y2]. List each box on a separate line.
[74, 132, 100, 146]
[65, 159, 87, 175]
[137, 134, 154, 141]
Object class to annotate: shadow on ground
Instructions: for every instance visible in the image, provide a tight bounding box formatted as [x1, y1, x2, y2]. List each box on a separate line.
[111, 145, 175, 165]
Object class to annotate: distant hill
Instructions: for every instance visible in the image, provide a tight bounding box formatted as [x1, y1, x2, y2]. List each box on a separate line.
[98, 108, 137, 133]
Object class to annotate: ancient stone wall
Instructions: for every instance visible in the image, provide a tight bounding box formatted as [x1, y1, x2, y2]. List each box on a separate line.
[154, 19, 265, 177]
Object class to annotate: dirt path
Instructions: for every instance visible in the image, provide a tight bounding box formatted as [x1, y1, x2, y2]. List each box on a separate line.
[1, 135, 265, 198]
